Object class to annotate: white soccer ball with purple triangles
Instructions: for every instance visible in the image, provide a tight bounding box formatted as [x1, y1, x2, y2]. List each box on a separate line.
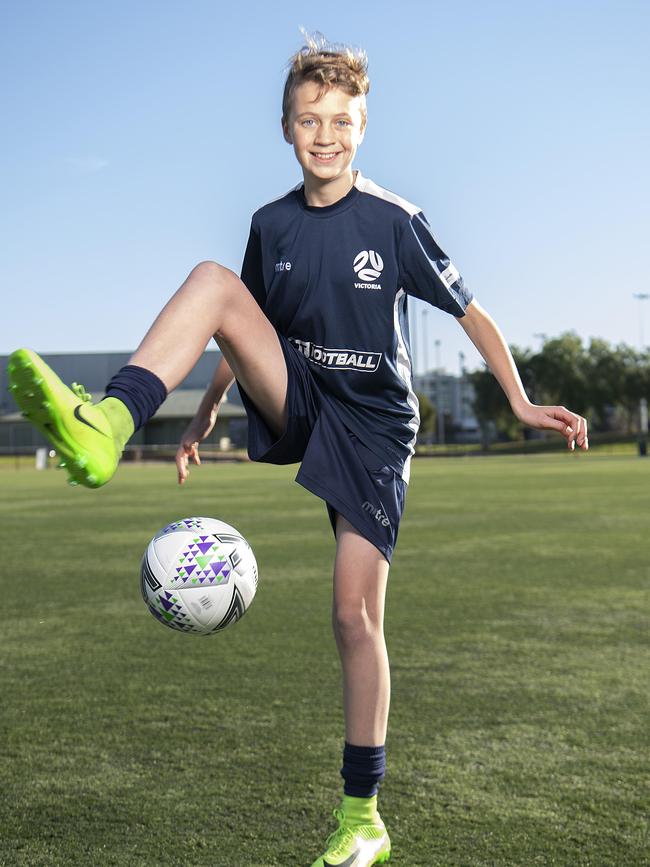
[140, 516, 258, 635]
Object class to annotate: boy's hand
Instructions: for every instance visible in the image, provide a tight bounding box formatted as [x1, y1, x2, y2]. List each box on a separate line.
[456, 302, 589, 452]
[175, 409, 218, 484]
[513, 400, 589, 451]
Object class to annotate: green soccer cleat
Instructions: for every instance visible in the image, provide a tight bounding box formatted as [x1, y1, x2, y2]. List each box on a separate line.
[310, 806, 391, 867]
[6, 348, 129, 488]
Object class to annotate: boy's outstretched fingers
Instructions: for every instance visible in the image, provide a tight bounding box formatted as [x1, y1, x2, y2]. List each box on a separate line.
[175, 441, 201, 485]
[518, 403, 589, 450]
[554, 406, 589, 450]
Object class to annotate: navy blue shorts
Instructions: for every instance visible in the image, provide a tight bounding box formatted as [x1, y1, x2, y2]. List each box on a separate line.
[237, 334, 407, 563]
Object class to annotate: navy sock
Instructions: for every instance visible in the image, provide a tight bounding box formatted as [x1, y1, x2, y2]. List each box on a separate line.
[340, 742, 386, 798]
[103, 365, 168, 432]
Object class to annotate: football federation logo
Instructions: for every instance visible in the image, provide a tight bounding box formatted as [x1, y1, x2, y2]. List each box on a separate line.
[353, 250, 384, 289]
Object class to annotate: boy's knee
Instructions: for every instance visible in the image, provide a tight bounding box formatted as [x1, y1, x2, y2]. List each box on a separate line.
[187, 261, 247, 317]
[190, 260, 249, 317]
[190, 260, 235, 287]
[333, 604, 381, 647]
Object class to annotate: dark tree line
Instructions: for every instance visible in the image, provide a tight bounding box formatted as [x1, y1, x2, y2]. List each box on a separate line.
[469, 333, 650, 440]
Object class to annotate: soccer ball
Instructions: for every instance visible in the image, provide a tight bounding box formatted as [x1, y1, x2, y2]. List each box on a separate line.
[140, 516, 258, 635]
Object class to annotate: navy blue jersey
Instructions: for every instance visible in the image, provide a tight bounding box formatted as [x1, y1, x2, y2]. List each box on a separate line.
[240, 170, 473, 482]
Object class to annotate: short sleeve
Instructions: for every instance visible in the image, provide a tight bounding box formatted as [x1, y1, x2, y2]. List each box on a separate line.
[240, 221, 266, 308]
[399, 211, 473, 316]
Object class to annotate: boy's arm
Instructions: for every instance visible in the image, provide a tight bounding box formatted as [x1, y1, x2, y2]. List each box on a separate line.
[457, 299, 589, 450]
[195, 354, 236, 417]
[175, 354, 236, 484]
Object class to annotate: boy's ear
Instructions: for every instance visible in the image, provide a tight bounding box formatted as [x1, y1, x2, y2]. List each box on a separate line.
[282, 116, 293, 144]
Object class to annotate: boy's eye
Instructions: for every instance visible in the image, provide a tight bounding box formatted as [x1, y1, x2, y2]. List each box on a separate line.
[299, 118, 351, 128]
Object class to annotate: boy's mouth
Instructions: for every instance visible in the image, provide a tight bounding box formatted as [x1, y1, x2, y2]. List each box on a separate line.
[311, 151, 341, 162]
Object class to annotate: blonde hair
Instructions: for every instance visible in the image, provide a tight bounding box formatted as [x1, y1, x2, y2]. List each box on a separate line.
[282, 29, 369, 123]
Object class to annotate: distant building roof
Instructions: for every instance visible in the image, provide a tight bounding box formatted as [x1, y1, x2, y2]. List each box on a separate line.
[0, 349, 245, 418]
[0, 389, 246, 422]
[152, 390, 246, 420]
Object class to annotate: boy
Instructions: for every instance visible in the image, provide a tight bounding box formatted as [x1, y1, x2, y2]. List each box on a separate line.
[8, 33, 588, 867]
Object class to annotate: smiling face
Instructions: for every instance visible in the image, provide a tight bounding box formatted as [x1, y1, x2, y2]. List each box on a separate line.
[282, 81, 366, 205]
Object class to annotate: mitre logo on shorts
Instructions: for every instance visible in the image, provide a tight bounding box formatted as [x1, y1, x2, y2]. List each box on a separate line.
[353, 250, 384, 290]
[362, 501, 391, 528]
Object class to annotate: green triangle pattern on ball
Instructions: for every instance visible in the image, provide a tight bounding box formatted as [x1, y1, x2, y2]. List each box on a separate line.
[169, 535, 232, 588]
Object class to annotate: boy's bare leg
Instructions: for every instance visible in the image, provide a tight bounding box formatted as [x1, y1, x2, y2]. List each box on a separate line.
[332, 515, 391, 745]
[129, 260, 288, 435]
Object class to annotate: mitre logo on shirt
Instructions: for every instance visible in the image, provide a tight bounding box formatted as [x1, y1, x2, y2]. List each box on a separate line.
[353, 250, 383, 290]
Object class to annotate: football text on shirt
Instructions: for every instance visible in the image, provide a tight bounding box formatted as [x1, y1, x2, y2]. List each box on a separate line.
[290, 338, 381, 372]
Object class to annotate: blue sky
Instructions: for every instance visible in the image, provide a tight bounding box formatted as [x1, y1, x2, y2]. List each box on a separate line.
[2, 0, 649, 374]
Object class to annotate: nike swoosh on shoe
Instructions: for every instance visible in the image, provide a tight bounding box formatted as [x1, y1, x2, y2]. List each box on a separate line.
[73, 404, 110, 437]
[323, 852, 360, 867]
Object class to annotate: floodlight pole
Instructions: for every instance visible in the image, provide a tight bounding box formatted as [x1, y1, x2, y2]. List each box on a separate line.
[435, 339, 444, 445]
[420, 306, 427, 377]
[633, 292, 649, 456]
[459, 351, 466, 430]
[533, 332, 548, 349]
[422, 309, 429, 376]
[410, 304, 418, 376]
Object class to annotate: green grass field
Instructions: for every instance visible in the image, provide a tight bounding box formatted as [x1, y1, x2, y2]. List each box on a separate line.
[1, 455, 648, 866]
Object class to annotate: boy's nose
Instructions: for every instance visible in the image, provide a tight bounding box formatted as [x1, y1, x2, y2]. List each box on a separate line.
[315, 125, 337, 144]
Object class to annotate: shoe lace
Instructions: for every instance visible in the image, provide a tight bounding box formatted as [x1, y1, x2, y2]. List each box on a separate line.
[324, 808, 356, 857]
[71, 382, 92, 403]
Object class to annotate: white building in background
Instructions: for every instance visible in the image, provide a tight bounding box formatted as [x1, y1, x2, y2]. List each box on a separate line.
[413, 370, 480, 443]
